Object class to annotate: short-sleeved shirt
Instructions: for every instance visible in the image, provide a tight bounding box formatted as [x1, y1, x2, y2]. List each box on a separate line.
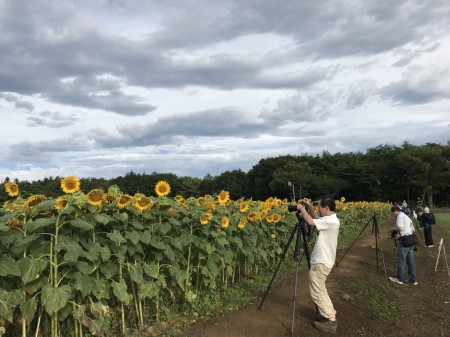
[395, 212, 413, 238]
[311, 213, 340, 269]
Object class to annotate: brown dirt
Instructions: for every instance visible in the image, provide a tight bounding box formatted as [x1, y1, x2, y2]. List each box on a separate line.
[181, 217, 450, 337]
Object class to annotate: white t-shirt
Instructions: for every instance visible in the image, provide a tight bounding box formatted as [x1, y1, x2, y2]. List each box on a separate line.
[395, 212, 413, 238]
[311, 213, 340, 269]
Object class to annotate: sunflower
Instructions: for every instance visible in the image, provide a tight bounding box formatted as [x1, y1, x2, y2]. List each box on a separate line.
[271, 234, 277, 239]
[55, 197, 69, 210]
[103, 193, 117, 204]
[275, 199, 282, 207]
[167, 208, 177, 218]
[340, 196, 346, 202]
[272, 213, 282, 223]
[25, 195, 46, 208]
[203, 202, 215, 212]
[247, 211, 261, 222]
[5, 182, 19, 197]
[217, 190, 230, 206]
[200, 213, 210, 225]
[239, 202, 249, 212]
[86, 189, 104, 206]
[117, 194, 133, 208]
[61, 176, 80, 194]
[155, 181, 171, 197]
[266, 214, 274, 223]
[195, 196, 205, 206]
[175, 195, 185, 203]
[6, 218, 22, 229]
[237, 217, 247, 230]
[133, 196, 154, 212]
[221, 216, 229, 229]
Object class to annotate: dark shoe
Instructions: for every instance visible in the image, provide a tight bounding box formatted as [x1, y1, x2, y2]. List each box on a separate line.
[315, 314, 326, 322]
[313, 318, 337, 333]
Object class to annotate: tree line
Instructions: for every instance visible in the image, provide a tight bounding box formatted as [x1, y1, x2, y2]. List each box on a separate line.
[2, 142, 449, 207]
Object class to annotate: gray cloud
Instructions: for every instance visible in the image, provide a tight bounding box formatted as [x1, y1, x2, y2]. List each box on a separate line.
[26, 111, 81, 128]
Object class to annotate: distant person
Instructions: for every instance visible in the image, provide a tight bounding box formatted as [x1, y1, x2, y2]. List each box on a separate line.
[401, 200, 407, 213]
[417, 207, 434, 247]
[296, 197, 340, 333]
[389, 205, 418, 285]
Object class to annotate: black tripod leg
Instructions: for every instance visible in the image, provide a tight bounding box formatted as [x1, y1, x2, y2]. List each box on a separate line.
[300, 224, 312, 270]
[258, 223, 298, 310]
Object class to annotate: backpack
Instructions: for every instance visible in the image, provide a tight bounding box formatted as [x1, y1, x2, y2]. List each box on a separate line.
[429, 212, 436, 225]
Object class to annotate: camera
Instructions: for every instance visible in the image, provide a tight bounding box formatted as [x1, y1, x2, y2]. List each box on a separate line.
[288, 205, 298, 212]
[288, 201, 307, 212]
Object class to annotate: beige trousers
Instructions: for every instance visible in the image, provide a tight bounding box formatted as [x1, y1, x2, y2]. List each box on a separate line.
[309, 263, 336, 321]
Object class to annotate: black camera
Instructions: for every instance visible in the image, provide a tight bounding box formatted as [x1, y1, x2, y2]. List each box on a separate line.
[288, 205, 298, 212]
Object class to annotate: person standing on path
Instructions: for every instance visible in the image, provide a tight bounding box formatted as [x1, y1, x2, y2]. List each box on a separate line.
[417, 207, 434, 247]
[389, 205, 418, 285]
[297, 197, 340, 333]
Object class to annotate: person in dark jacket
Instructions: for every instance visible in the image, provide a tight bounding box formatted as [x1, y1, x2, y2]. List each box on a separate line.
[417, 207, 434, 247]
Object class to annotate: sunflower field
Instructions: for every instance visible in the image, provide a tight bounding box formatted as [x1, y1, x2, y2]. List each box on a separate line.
[0, 178, 391, 337]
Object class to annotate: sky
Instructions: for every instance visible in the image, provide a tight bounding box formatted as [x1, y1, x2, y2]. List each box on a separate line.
[1, 0, 449, 182]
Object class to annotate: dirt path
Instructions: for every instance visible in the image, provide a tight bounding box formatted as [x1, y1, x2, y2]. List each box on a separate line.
[183, 218, 450, 337]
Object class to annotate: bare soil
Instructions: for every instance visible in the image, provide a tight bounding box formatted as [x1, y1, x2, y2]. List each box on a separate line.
[182, 216, 450, 337]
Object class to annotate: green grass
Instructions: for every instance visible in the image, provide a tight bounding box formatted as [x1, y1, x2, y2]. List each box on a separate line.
[338, 271, 405, 321]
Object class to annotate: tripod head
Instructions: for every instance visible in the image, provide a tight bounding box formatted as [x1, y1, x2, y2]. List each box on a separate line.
[295, 210, 312, 237]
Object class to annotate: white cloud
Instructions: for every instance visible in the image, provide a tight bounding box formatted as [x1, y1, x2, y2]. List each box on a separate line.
[0, 0, 449, 182]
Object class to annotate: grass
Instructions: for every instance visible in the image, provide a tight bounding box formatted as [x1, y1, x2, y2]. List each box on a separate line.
[338, 271, 405, 321]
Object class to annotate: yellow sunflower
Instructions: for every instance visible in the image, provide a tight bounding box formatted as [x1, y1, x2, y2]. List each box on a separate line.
[155, 181, 171, 197]
[103, 193, 117, 204]
[266, 214, 274, 223]
[272, 213, 282, 223]
[221, 216, 229, 229]
[6, 218, 22, 229]
[117, 194, 133, 208]
[271, 234, 277, 239]
[340, 196, 346, 202]
[200, 213, 210, 225]
[275, 199, 282, 207]
[247, 211, 261, 222]
[25, 195, 46, 208]
[61, 176, 80, 194]
[203, 202, 215, 212]
[218, 190, 230, 206]
[86, 189, 104, 206]
[55, 197, 69, 210]
[237, 217, 247, 229]
[133, 196, 154, 212]
[5, 182, 19, 197]
[175, 195, 185, 203]
[196, 196, 205, 206]
[239, 202, 249, 212]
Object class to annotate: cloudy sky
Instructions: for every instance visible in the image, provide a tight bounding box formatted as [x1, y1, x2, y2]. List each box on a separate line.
[1, 0, 449, 182]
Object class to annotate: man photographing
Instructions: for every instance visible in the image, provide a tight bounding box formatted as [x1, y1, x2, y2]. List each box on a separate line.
[296, 197, 340, 333]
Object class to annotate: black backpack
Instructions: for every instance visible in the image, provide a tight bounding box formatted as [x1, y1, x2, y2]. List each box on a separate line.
[429, 212, 436, 225]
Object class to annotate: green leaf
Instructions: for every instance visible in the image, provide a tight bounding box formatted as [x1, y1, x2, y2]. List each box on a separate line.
[55, 235, 84, 263]
[143, 263, 159, 279]
[128, 264, 143, 284]
[69, 219, 94, 232]
[111, 280, 132, 304]
[139, 231, 152, 244]
[73, 272, 94, 296]
[158, 222, 171, 235]
[0, 255, 20, 277]
[107, 230, 127, 243]
[139, 281, 159, 299]
[150, 239, 166, 250]
[94, 213, 113, 225]
[23, 217, 54, 233]
[18, 257, 48, 284]
[125, 230, 140, 245]
[114, 211, 128, 223]
[13, 233, 41, 251]
[171, 238, 183, 251]
[41, 284, 72, 315]
[20, 296, 38, 324]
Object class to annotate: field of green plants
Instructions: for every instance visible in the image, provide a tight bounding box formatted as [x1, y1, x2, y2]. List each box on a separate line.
[0, 177, 391, 337]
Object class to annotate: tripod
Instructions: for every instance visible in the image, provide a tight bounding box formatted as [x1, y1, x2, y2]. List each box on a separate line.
[335, 214, 387, 279]
[258, 212, 312, 335]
